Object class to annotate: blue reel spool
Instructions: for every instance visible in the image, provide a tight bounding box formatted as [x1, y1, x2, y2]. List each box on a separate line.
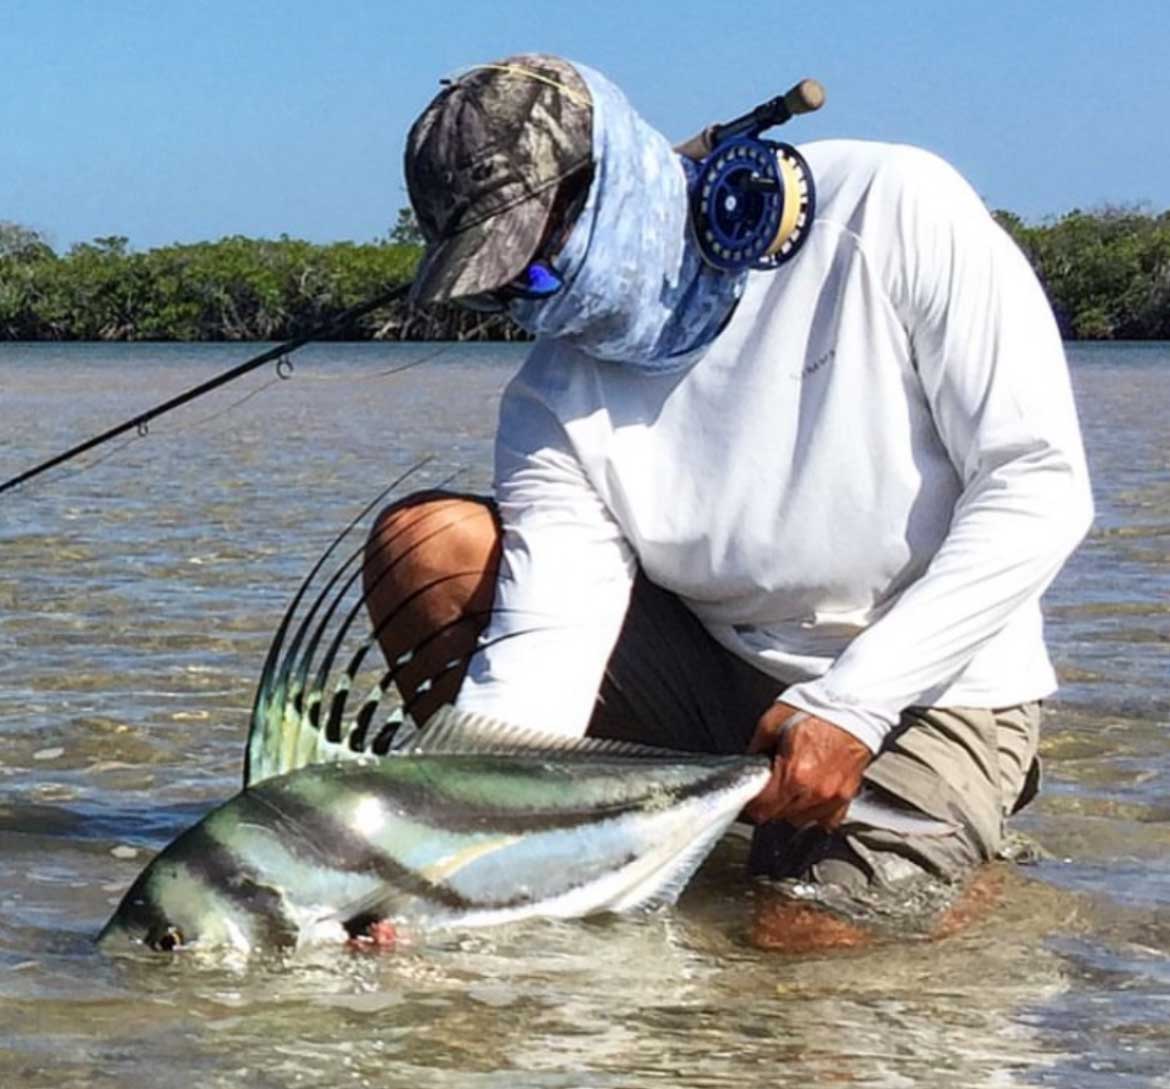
[692, 136, 786, 272]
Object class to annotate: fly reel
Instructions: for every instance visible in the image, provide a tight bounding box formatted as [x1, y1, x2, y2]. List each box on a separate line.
[691, 138, 814, 271]
[677, 79, 823, 273]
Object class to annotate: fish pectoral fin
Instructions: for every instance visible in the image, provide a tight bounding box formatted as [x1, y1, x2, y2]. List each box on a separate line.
[841, 787, 959, 838]
[608, 810, 735, 912]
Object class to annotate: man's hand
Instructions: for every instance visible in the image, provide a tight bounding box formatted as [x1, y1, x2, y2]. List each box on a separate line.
[742, 701, 872, 829]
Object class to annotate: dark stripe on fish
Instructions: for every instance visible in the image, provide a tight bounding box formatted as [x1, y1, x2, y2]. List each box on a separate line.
[177, 823, 301, 948]
[302, 758, 758, 836]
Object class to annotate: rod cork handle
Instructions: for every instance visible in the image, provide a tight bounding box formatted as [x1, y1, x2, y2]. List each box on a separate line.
[785, 78, 825, 116]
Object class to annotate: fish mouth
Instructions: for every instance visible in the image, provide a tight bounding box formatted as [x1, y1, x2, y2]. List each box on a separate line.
[96, 898, 197, 956]
[96, 890, 167, 955]
[94, 920, 156, 959]
[96, 916, 239, 960]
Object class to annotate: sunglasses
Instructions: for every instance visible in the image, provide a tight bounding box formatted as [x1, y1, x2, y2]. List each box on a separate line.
[455, 164, 592, 315]
[458, 259, 565, 314]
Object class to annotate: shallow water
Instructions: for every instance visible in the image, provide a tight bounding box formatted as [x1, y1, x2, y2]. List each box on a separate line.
[1, 340, 1168, 1088]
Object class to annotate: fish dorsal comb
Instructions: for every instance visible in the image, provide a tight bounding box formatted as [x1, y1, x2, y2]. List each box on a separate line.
[409, 705, 686, 761]
[243, 462, 438, 788]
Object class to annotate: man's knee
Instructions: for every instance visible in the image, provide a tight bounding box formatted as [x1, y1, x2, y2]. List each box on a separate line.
[363, 491, 500, 614]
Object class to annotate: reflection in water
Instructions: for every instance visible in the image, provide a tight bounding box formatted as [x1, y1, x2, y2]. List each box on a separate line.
[1, 341, 1169, 1087]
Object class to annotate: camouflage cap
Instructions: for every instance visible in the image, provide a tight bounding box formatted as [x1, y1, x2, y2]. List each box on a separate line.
[405, 54, 593, 305]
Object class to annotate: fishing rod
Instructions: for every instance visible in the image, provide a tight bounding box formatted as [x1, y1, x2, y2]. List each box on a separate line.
[0, 281, 413, 497]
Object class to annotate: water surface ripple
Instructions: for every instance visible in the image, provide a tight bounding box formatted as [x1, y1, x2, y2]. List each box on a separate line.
[1, 340, 1168, 1088]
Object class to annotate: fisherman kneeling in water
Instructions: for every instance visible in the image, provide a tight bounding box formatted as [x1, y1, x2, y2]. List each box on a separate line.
[364, 54, 1093, 947]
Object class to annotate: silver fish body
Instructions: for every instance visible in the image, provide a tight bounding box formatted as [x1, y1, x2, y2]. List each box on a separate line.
[97, 749, 771, 955]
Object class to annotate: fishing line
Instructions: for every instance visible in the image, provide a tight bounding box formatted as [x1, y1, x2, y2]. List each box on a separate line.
[15, 342, 467, 495]
[47, 433, 146, 487]
[156, 345, 465, 466]
[178, 375, 287, 432]
[292, 344, 459, 385]
[0, 282, 413, 497]
[16, 373, 289, 496]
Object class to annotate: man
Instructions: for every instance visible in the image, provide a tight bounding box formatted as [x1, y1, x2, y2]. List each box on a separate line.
[364, 54, 1093, 944]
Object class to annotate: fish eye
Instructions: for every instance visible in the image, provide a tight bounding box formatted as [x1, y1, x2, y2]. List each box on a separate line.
[151, 926, 184, 952]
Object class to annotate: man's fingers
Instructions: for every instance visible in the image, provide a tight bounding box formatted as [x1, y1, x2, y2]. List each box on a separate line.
[745, 707, 871, 826]
[744, 786, 851, 830]
[742, 758, 808, 824]
[743, 755, 856, 827]
[742, 770, 786, 824]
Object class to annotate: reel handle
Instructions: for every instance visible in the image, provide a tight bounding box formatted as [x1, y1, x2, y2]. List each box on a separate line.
[674, 79, 825, 160]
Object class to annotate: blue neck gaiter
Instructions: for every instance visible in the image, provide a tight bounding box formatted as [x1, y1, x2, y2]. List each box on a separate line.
[508, 63, 746, 373]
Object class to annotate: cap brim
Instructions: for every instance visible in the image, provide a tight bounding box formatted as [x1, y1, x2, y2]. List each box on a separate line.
[409, 187, 556, 306]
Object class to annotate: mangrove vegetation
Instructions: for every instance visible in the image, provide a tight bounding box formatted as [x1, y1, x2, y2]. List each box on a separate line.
[0, 215, 521, 343]
[2, 206, 1169, 342]
[993, 205, 1170, 340]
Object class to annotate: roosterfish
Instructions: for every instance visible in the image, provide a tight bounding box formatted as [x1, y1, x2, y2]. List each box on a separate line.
[97, 707, 775, 955]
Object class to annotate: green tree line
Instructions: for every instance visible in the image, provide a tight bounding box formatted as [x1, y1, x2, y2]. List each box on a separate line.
[2, 206, 1169, 342]
[0, 214, 523, 343]
[993, 205, 1170, 339]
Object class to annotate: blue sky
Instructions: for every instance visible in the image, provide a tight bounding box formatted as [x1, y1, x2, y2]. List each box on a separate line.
[2, 1, 1168, 251]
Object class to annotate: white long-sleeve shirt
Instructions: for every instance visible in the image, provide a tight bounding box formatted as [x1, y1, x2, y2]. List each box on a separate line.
[456, 140, 1094, 753]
